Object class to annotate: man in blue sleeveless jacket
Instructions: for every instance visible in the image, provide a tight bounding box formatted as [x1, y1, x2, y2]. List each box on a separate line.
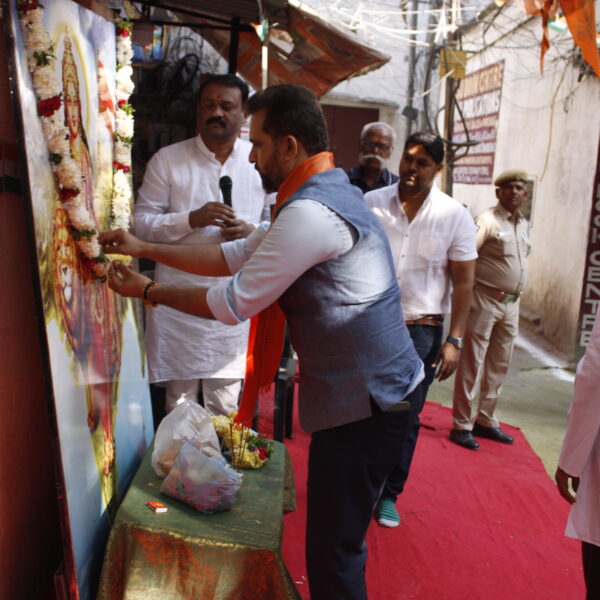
[100, 84, 423, 600]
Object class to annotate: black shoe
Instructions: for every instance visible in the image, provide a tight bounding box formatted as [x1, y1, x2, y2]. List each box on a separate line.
[472, 423, 514, 444]
[449, 429, 479, 450]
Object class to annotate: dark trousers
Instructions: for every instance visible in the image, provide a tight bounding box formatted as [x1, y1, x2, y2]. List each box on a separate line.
[582, 541, 600, 599]
[306, 390, 421, 600]
[381, 324, 443, 502]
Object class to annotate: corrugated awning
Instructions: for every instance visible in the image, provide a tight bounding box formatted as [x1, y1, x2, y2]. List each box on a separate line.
[130, 0, 289, 26]
[126, 0, 390, 97]
[200, 3, 390, 97]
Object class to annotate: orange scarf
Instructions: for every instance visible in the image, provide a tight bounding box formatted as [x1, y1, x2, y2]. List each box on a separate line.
[234, 151, 336, 425]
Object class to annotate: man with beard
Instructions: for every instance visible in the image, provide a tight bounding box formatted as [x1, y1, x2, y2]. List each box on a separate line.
[346, 121, 398, 193]
[100, 84, 423, 600]
[134, 74, 269, 417]
[450, 170, 530, 450]
[366, 131, 476, 527]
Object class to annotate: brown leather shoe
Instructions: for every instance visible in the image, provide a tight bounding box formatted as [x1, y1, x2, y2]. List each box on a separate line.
[449, 429, 479, 450]
[472, 423, 514, 444]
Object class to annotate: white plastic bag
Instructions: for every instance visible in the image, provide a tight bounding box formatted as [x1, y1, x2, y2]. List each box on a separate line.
[160, 440, 243, 513]
[151, 400, 222, 477]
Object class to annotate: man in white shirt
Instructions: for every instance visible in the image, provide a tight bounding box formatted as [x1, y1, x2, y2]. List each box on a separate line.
[100, 84, 424, 600]
[134, 74, 269, 416]
[556, 315, 600, 598]
[366, 131, 477, 527]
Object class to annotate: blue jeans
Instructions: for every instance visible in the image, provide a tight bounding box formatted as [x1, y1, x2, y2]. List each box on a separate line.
[380, 323, 444, 502]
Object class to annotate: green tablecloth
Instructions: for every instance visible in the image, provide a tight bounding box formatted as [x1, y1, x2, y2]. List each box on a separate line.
[97, 441, 298, 600]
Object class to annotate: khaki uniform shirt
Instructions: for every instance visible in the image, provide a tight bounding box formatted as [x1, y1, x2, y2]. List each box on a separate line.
[474, 204, 530, 294]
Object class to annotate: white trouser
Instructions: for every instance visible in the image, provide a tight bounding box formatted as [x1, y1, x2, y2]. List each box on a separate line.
[164, 378, 241, 417]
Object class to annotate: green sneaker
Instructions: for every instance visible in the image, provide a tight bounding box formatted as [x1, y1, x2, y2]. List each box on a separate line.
[375, 498, 400, 528]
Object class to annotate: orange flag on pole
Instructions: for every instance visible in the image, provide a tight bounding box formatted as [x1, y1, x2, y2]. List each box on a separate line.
[504, 0, 599, 77]
[560, 0, 600, 77]
[539, 0, 559, 72]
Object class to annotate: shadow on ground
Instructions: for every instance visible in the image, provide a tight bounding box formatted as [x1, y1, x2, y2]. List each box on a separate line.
[427, 328, 576, 478]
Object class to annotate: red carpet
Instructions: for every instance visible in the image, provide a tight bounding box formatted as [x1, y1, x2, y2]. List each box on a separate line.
[257, 387, 585, 600]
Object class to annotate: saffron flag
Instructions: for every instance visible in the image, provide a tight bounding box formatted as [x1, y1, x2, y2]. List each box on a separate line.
[497, 0, 599, 77]
[560, 0, 600, 77]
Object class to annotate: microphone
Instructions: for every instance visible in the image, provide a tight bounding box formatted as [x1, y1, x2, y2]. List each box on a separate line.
[219, 175, 233, 208]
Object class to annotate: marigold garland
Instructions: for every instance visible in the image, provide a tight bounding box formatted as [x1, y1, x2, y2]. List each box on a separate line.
[17, 2, 135, 277]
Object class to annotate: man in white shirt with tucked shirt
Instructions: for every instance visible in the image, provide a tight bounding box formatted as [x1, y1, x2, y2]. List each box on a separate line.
[134, 74, 270, 416]
[366, 131, 476, 527]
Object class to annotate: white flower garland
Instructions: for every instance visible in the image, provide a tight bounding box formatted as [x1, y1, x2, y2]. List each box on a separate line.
[17, 1, 135, 278]
[111, 22, 134, 232]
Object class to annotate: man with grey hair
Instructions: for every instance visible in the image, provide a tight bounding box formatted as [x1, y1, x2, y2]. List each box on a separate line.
[346, 121, 399, 193]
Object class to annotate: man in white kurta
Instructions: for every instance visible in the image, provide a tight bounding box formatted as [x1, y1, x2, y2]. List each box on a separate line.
[134, 74, 269, 415]
[556, 315, 600, 598]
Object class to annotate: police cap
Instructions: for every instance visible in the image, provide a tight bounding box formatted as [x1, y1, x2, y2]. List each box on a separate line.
[493, 169, 528, 187]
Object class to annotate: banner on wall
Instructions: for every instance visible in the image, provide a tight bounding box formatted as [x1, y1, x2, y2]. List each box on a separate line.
[452, 61, 505, 185]
[6, 1, 154, 598]
[576, 139, 600, 359]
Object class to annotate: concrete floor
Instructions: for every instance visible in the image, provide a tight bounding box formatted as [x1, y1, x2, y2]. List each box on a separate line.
[427, 328, 576, 478]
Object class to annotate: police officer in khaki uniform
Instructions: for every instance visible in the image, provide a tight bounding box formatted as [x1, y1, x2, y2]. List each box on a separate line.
[450, 169, 530, 450]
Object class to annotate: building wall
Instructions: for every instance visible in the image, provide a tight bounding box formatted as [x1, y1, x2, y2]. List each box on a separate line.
[445, 2, 600, 355]
[309, 0, 444, 164]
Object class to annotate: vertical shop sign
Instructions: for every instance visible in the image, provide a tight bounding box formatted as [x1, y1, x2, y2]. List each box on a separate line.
[452, 61, 504, 185]
[576, 138, 600, 358]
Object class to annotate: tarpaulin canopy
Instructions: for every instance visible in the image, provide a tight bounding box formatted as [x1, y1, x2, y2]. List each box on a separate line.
[122, 0, 390, 97]
[196, 3, 390, 97]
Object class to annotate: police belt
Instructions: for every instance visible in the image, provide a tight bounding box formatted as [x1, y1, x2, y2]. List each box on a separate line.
[475, 282, 521, 304]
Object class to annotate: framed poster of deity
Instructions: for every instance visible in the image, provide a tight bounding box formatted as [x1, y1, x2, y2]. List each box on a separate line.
[4, 1, 154, 598]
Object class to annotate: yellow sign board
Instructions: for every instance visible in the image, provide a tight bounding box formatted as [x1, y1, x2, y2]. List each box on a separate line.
[439, 49, 467, 79]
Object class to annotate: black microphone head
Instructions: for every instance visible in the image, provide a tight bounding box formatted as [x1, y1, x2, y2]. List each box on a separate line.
[219, 175, 233, 207]
[219, 175, 232, 191]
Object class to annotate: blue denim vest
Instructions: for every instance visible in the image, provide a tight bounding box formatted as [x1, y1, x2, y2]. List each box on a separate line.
[276, 168, 422, 432]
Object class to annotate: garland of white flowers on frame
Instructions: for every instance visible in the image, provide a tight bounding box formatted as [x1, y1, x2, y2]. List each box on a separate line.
[111, 21, 134, 232]
[16, 1, 135, 278]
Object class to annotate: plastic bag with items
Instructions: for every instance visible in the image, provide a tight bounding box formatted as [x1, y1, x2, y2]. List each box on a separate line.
[160, 439, 243, 513]
[151, 399, 223, 477]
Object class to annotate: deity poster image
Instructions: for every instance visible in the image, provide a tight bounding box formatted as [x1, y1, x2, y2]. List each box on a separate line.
[6, 1, 154, 598]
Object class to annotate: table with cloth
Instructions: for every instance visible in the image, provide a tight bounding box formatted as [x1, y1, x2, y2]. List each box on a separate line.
[97, 440, 298, 600]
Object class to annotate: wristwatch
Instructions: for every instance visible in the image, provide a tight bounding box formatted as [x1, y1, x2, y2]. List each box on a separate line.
[446, 335, 463, 349]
